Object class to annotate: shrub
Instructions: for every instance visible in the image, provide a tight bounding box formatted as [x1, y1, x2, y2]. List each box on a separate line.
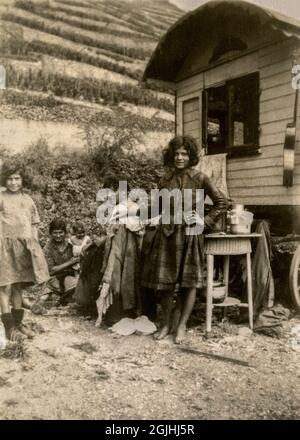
[83, 117, 164, 191]
[0, 135, 164, 244]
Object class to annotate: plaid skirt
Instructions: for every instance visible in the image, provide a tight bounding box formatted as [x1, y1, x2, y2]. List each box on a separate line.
[141, 224, 204, 291]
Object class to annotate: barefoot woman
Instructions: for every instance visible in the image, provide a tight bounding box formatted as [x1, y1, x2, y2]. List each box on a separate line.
[141, 136, 228, 343]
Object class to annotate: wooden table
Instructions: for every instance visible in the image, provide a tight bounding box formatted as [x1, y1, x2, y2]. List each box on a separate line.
[204, 233, 262, 334]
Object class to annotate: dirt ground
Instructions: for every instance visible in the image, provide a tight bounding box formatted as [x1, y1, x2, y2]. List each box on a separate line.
[1, 297, 300, 421]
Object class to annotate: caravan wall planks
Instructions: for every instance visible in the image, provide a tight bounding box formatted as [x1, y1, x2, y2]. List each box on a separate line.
[176, 39, 300, 206]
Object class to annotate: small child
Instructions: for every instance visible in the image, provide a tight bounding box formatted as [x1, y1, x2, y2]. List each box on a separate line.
[69, 222, 92, 271]
[0, 160, 49, 341]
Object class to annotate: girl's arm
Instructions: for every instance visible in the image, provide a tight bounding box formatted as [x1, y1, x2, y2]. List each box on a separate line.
[32, 224, 39, 241]
[43, 241, 79, 276]
[30, 197, 41, 240]
[109, 201, 139, 223]
[202, 174, 229, 230]
[50, 257, 79, 276]
[93, 236, 106, 247]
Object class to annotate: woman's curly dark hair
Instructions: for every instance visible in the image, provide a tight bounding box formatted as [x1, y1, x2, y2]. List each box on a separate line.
[0, 159, 32, 188]
[163, 135, 200, 167]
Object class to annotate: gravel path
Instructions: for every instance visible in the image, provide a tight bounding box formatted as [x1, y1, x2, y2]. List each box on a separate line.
[1, 305, 300, 420]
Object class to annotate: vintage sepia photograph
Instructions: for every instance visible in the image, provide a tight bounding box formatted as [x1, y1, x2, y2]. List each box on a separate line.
[0, 0, 300, 422]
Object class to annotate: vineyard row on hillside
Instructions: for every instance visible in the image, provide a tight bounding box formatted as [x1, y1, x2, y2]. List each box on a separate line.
[2, 12, 152, 60]
[1, 38, 143, 81]
[63, 0, 170, 32]
[5, 65, 174, 113]
[80, 0, 167, 35]
[13, 1, 155, 43]
[1, 89, 174, 132]
[141, 4, 182, 21]
[14, 0, 161, 39]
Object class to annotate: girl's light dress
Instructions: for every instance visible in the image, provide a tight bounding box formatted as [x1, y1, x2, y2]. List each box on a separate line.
[0, 190, 49, 287]
[69, 235, 92, 271]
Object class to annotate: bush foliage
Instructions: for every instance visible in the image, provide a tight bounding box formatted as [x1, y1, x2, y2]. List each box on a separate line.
[0, 134, 164, 244]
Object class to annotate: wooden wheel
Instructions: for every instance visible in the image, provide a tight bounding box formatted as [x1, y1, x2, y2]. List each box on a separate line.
[289, 244, 300, 311]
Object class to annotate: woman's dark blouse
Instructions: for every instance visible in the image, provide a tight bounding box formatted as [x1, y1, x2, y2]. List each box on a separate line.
[152, 167, 228, 231]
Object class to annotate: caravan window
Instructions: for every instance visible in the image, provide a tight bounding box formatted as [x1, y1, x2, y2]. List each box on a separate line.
[202, 72, 259, 156]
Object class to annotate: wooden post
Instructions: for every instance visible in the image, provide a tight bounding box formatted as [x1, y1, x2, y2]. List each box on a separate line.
[223, 255, 230, 298]
[206, 254, 214, 334]
[246, 252, 253, 330]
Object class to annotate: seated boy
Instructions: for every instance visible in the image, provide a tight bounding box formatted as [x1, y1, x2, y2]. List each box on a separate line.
[43, 218, 79, 304]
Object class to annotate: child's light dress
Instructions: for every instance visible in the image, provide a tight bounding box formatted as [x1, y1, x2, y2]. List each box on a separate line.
[0, 190, 49, 287]
[69, 235, 91, 271]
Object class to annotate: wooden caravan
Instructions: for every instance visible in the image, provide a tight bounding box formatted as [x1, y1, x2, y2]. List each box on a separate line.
[143, 0, 300, 235]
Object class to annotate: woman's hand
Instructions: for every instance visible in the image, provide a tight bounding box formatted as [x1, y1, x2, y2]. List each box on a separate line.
[110, 202, 139, 223]
[110, 203, 127, 223]
[50, 256, 80, 275]
[184, 210, 204, 226]
[93, 236, 106, 247]
[80, 242, 92, 257]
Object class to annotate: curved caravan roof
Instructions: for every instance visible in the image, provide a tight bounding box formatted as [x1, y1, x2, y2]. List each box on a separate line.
[143, 0, 300, 82]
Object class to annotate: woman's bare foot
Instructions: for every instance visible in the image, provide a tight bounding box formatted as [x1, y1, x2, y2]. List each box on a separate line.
[170, 308, 181, 334]
[174, 325, 186, 344]
[95, 316, 102, 328]
[154, 325, 170, 340]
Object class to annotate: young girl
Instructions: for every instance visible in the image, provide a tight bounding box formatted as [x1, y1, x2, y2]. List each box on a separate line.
[139, 136, 228, 344]
[69, 222, 92, 271]
[0, 160, 49, 341]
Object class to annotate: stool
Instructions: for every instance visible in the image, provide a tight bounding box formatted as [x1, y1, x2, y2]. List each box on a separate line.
[204, 233, 261, 335]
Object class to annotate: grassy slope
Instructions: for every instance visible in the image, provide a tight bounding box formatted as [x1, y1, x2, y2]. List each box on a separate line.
[0, 0, 182, 138]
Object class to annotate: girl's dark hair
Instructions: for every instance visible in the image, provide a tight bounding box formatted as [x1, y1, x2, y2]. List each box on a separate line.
[163, 135, 200, 167]
[0, 159, 31, 188]
[49, 218, 67, 234]
[72, 221, 85, 233]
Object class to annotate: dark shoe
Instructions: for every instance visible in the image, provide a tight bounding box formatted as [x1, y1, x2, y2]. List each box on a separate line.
[11, 308, 35, 339]
[1, 313, 26, 342]
[1, 313, 14, 340]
